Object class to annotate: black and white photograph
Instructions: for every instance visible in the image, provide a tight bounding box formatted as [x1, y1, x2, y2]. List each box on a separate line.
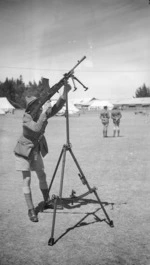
[0, 0, 150, 264]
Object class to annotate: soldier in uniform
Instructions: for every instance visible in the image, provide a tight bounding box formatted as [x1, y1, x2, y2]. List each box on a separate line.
[100, 106, 110, 137]
[14, 83, 71, 222]
[111, 106, 122, 137]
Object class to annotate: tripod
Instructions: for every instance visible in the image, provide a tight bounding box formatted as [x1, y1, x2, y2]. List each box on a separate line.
[47, 83, 114, 246]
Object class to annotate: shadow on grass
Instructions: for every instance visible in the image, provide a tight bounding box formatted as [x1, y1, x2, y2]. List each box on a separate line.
[35, 198, 116, 245]
[105, 135, 124, 138]
[53, 207, 106, 245]
[35, 197, 115, 214]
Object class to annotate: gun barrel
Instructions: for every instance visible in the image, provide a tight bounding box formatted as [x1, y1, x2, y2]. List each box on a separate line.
[70, 56, 86, 73]
[80, 56, 86, 61]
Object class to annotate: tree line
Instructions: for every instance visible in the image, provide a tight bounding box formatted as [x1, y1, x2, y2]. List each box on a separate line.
[134, 83, 150, 98]
[0, 75, 49, 109]
[0, 76, 150, 109]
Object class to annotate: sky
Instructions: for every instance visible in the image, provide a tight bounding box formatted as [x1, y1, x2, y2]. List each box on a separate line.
[0, 0, 150, 100]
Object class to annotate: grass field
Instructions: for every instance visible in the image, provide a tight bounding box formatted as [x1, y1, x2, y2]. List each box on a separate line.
[0, 109, 150, 265]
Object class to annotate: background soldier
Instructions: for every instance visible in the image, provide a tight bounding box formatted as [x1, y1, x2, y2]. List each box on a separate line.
[111, 106, 122, 137]
[100, 106, 110, 137]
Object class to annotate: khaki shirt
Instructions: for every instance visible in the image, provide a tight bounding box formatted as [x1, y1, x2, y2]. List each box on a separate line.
[14, 97, 65, 159]
[111, 109, 122, 121]
[100, 109, 110, 124]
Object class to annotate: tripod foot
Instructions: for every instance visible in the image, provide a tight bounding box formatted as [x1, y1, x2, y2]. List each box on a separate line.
[109, 220, 114, 227]
[48, 237, 55, 246]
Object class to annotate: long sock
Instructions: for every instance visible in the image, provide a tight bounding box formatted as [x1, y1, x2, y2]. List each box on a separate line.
[40, 189, 50, 202]
[103, 129, 107, 137]
[23, 187, 34, 210]
[113, 130, 116, 137]
[103, 130, 105, 137]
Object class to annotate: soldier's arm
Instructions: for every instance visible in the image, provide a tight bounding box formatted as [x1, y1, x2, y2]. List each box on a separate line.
[23, 113, 47, 133]
[46, 83, 71, 118]
[46, 97, 65, 118]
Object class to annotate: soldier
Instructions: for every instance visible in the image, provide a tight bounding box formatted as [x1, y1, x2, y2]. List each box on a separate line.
[100, 106, 110, 137]
[111, 106, 122, 137]
[14, 83, 71, 222]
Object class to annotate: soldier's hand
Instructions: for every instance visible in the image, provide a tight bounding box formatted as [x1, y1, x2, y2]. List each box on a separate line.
[61, 82, 72, 100]
[42, 101, 52, 116]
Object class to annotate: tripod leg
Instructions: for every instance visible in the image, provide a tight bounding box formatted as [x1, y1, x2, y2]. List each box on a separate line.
[69, 148, 114, 227]
[48, 196, 58, 246]
[48, 147, 64, 193]
[59, 146, 67, 198]
[69, 148, 92, 191]
[93, 190, 114, 227]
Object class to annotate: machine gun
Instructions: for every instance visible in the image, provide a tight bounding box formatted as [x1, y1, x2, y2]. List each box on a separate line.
[26, 56, 87, 120]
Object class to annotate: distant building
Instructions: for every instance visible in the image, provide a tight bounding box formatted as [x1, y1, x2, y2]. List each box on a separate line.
[112, 98, 150, 109]
[71, 98, 98, 110]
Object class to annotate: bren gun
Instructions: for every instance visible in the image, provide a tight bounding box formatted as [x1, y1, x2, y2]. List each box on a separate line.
[26, 56, 88, 120]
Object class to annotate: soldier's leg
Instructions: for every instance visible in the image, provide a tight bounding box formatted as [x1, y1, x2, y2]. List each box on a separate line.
[32, 153, 49, 201]
[117, 125, 120, 136]
[103, 125, 105, 137]
[103, 124, 107, 137]
[113, 122, 116, 137]
[33, 154, 53, 209]
[116, 120, 120, 136]
[22, 171, 38, 222]
[113, 127, 116, 137]
[35, 168, 54, 209]
[36, 168, 49, 200]
[105, 124, 108, 137]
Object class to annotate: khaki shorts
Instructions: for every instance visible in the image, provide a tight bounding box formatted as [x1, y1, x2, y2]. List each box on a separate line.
[15, 152, 44, 171]
[113, 119, 120, 126]
[102, 121, 109, 127]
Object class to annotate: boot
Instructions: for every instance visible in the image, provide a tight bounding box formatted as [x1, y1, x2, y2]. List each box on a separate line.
[24, 192, 38, 222]
[28, 208, 38, 222]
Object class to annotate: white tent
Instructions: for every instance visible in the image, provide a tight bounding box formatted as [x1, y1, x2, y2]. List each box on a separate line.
[56, 102, 80, 116]
[0, 97, 15, 113]
[0, 109, 5, 115]
[72, 98, 97, 109]
[43, 99, 80, 116]
[88, 100, 114, 110]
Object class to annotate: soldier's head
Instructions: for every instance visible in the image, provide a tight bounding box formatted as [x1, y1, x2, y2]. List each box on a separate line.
[25, 96, 38, 109]
[25, 96, 42, 120]
[104, 106, 107, 110]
